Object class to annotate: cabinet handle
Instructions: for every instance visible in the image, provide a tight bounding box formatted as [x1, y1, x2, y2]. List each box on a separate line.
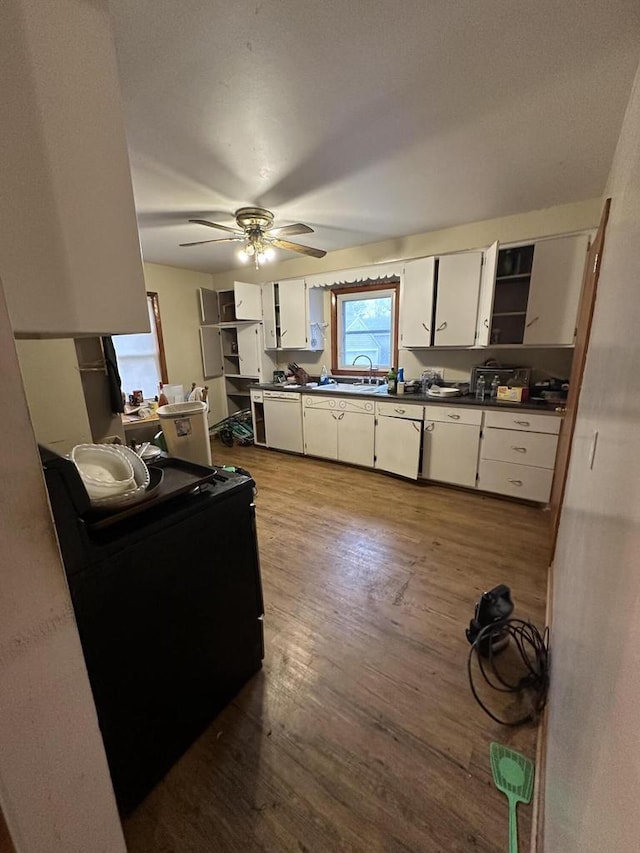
[514, 420, 530, 426]
[338, 412, 344, 420]
[526, 316, 539, 328]
[511, 446, 527, 453]
[270, 329, 275, 337]
[447, 413, 460, 420]
[484, 319, 489, 328]
[412, 422, 421, 432]
[331, 412, 338, 420]
[281, 328, 288, 337]
[425, 422, 435, 432]
[237, 299, 243, 308]
[394, 408, 406, 414]
[508, 479, 523, 486]
[421, 322, 430, 332]
[436, 321, 447, 332]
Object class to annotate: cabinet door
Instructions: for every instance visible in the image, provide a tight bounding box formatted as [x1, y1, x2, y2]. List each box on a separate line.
[524, 234, 589, 345]
[262, 283, 277, 350]
[434, 252, 483, 346]
[237, 324, 261, 377]
[400, 258, 435, 348]
[338, 412, 374, 467]
[475, 242, 498, 346]
[303, 408, 338, 459]
[279, 279, 307, 349]
[234, 281, 262, 321]
[374, 416, 422, 479]
[199, 327, 223, 379]
[422, 421, 480, 488]
[199, 288, 220, 325]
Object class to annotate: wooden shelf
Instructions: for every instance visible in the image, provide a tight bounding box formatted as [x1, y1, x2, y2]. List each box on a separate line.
[495, 273, 531, 281]
[492, 311, 527, 317]
[227, 390, 251, 397]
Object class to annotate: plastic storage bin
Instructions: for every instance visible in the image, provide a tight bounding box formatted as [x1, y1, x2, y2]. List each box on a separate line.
[157, 401, 212, 466]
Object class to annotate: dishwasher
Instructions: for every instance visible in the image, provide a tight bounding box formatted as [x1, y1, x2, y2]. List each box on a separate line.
[263, 390, 304, 453]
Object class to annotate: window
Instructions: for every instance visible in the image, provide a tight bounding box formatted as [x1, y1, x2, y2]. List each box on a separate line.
[113, 292, 168, 398]
[331, 281, 399, 374]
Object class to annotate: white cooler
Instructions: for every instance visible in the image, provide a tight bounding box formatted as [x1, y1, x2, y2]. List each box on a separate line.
[157, 401, 212, 466]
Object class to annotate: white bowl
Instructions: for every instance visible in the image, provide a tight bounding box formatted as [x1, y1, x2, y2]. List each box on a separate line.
[427, 386, 460, 397]
[88, 445, 151, 510]
[71, 444, 135, 500]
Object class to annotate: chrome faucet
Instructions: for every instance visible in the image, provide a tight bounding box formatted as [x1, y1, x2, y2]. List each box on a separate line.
[352, 354, 374, 384]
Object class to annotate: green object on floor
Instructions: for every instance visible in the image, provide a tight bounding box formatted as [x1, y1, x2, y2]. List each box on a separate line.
[490, 743, 535, 853]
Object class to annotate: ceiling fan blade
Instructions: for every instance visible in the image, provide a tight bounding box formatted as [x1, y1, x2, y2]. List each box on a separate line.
[179, 237, 240, 247]
[271, 238, 326, 259]
[188, 218, 242, 235]
[268, 223, 314, 237]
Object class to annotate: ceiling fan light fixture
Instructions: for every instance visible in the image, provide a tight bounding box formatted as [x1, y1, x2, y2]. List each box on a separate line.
[238, 248, 249, 262]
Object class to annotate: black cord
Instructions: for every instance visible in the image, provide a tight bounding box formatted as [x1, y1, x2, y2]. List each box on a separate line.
[467, 618, 549, 726]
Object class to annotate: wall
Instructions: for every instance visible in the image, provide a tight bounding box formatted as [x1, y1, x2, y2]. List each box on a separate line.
[0, 279, 126, 852]
[14, 339, 92, 454]
[210, 200, 600, 381]
[143, 263, 225, 423]
[544, 60, 640, 851]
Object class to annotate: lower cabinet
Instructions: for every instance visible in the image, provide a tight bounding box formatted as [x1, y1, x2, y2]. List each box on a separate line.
[422, 406, 482, 488]
[478, 411, 560, 502]
[303, 396, 375, 467]
[374, 403, 423, 480]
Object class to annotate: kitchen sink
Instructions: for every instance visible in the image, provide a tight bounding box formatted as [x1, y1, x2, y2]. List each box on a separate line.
[315, 383, 387, 394]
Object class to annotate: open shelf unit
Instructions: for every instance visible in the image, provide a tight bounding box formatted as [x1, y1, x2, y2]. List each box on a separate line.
[489, 245, 534, 344]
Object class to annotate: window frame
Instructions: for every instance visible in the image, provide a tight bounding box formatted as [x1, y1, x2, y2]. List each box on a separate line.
[113, 292, 168, 398]
[330, 280, 400, 376]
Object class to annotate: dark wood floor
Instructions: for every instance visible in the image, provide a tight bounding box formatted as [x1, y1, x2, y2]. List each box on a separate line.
[123, 443, 549, 853]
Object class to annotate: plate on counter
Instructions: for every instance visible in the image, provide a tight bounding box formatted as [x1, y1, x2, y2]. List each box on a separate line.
[427, 386, 460, 398]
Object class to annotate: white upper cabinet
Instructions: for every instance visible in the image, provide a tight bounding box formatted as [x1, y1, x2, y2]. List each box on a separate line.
[199, 288, 220, 325]
[236, 324, 262, 377]
[400, 257, 435, 347]
[1, 0, 147, 338]
[234, 282, 262, 321]
[475, 242, 499, 347]
[483, 234, 589, 346]
[523, 234, 590, 345]
[263, 279, 324, 351]
[278, 279, 308, 349]
[434, 252, 483, 346]
[262, 283, 278, 350]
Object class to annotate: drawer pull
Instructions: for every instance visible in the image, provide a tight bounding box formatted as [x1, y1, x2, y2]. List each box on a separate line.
[281, 328, 288, 337]
[425, 422, 435, 432]
[412, 422, 421, 433]
[394, 408, 406, 414]
[447, 413, 461, 420]
[338, 412, 345, 420]
[514, 420, 530, 426]
[421, 322, 430, 332]
[436, 321, 447, 332]
[508, 479, 523, 486]
[484, 318, 489, 328]
[526, 316, 539, 328]
[511, 446, 527, 453]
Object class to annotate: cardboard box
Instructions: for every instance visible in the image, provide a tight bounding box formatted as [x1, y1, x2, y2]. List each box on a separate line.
[497, 385, 529, 403]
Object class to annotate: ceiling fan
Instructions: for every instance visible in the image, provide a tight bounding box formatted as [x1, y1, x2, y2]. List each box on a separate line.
[179, 206, 326, 268]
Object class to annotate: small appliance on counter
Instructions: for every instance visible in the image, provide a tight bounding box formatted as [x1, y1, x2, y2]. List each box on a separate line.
[470, 365, 531, 395]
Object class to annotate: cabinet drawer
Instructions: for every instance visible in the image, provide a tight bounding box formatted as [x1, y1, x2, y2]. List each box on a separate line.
[423, 405, 483, 426]
[376, 401, 423, 421]
[477, 460, 554, 503]
[481, 428, 558, 469]
[484, 410, 561, 434]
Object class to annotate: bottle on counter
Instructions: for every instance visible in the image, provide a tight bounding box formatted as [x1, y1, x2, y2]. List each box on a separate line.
[387, 367, 397, 394]
[320, 365, 329, 385]
[475, 375, 486, 401]
[396, 367, 405, 395]
[490, 375, 500, 400]
[158, 382, 169, 407]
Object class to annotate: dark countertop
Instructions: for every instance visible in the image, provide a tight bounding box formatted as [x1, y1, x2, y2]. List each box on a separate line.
[253, 383, 564, 415]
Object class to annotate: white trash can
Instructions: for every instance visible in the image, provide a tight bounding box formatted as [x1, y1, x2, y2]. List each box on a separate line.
[157, 401, 212, 466]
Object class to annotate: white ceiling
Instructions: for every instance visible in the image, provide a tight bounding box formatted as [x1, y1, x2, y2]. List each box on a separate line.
[108, 0, 640, 274]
